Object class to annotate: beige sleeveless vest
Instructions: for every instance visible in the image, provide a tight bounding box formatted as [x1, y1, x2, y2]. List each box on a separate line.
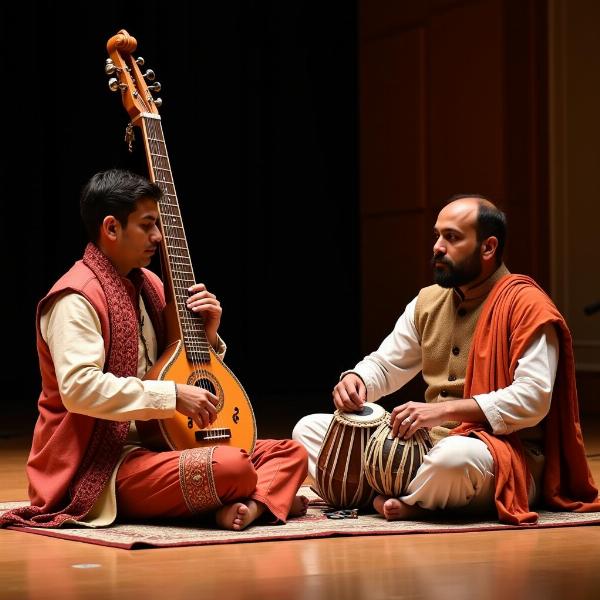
[414, 265, 509, 441]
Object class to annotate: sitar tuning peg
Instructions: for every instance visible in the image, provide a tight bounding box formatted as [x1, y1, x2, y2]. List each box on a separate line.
[148, 82, 161, 93]
[108, 78, 128, 93]
[143, 69, 156, 81]
[136, 56, 145, 66]
[105, 59, 117, 75]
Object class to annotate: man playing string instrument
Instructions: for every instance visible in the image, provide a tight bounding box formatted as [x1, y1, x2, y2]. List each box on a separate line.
[1, 169, 308, 532]
[294, 195, 600, 524]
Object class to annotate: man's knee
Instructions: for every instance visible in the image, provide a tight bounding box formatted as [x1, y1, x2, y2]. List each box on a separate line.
[402, 436, 495, 511]
[292, 413, 331, 444]
[292, 415, 313, 443]
[212, 446, 257, 499]
[423, 436, 493, 479]
[292, 414, 332, 480]
[286, 439, 309, 465]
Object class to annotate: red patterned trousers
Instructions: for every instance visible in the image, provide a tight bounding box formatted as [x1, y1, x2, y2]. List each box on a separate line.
[115, 439, 308, 523]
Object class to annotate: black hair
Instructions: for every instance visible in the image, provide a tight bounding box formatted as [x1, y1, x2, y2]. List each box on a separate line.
[80, 169, 162, 242]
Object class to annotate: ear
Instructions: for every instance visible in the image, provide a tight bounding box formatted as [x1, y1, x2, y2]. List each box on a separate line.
[481, 236, 498, 260]
[100, 216, 120, 242]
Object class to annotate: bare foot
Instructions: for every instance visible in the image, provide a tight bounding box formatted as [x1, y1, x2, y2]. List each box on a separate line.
[215, 500, 265, 531]
[373, 495, 427, 521]
[289, 495, 310, 517]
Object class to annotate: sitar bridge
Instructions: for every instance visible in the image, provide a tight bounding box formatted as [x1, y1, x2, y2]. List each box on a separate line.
[195, 428, 232, 442]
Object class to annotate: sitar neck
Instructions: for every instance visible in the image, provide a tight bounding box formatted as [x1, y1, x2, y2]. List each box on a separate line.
[138, 113, 211, 362]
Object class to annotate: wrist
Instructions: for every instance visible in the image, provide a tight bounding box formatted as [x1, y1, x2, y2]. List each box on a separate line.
[443, 398, 482, 424]
[440, 400, 454, 422]
[341, 370, 366, 386]
[206, 330, 218, 350]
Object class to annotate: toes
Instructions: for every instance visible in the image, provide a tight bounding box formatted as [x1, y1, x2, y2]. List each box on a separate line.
[373, 495, 389, 514]
[289, 495, 311, 517]
[216, 502, 251, 530]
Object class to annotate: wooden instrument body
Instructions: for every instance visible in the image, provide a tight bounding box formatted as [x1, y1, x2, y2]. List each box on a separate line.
[136, 340, 256, 452]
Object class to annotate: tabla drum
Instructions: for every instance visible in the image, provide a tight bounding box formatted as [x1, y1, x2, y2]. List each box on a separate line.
[315, 402, 387, 509]
[363, 416, 433, 497]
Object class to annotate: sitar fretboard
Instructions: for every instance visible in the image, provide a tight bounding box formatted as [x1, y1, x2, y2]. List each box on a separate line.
[140, 114, 211, 363]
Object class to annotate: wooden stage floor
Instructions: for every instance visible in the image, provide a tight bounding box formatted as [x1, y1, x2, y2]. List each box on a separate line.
[1, 419, 599, 600]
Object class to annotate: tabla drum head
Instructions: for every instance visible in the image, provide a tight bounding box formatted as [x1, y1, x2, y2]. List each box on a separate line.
[334, 402, 386, 427]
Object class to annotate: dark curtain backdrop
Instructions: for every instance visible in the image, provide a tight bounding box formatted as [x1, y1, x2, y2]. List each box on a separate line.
[2, 1, 359, 434]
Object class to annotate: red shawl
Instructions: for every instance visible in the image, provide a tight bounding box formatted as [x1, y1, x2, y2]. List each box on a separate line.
[453, 274, 600, 524]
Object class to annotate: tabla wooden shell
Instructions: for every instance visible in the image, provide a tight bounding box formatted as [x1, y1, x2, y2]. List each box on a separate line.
[363, 418, 433, 497]
[315, 402, 387, 509]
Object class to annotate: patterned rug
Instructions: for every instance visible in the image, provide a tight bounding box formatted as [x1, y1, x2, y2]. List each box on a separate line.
[2, 487, 600, 549]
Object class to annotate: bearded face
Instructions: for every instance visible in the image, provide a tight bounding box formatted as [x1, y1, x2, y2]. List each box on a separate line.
[431, 244, 483, 288]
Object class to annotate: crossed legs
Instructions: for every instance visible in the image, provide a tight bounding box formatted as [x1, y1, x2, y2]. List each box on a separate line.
[373, 436, 496, 520]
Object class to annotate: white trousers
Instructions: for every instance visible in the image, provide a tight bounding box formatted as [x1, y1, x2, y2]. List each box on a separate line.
[293, 413, 538, 514]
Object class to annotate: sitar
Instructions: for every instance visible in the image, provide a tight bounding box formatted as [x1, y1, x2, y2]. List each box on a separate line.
[106, 29, 256, 453]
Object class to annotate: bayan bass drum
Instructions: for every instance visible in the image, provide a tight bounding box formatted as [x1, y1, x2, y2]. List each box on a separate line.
[363, 417, 433, 497]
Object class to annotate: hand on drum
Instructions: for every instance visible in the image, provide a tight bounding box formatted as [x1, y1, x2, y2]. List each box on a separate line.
[390, 401, 448, 439]
[332, 373, 366, 412]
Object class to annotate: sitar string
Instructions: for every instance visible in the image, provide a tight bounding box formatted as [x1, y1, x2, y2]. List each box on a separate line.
[144, 116, 215, 430]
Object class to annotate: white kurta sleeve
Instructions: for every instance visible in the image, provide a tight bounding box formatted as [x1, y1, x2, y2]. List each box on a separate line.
[473, 323, 559, 434]
[347, 297, 423, 402]
[41, 292, 177, 421]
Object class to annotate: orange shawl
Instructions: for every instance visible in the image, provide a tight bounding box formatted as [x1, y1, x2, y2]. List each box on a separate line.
[453, 274, 600, 525]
